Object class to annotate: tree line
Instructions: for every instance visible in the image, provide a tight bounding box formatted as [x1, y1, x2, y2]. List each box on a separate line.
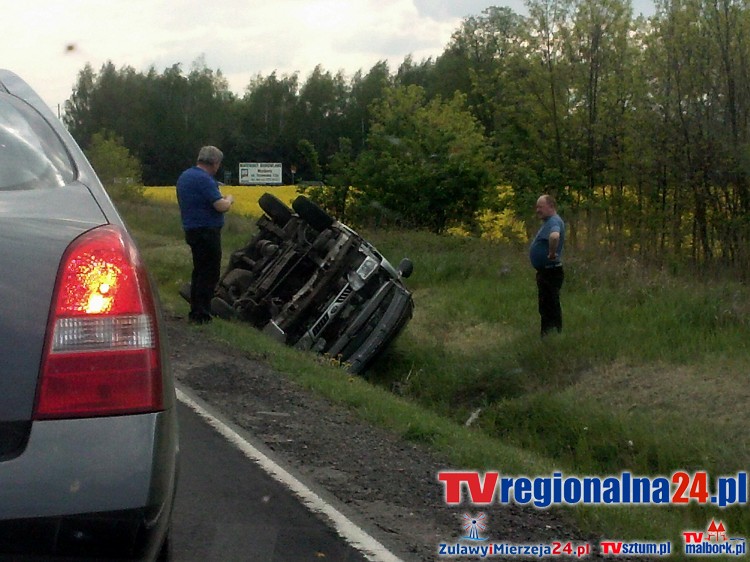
[64, 0, 750, 271]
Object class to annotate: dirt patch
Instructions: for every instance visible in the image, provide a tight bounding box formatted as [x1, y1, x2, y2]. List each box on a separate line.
[166, 316, 648, 561]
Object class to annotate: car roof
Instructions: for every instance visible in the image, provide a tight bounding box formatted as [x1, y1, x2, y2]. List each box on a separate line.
[0, 70, 51, 113]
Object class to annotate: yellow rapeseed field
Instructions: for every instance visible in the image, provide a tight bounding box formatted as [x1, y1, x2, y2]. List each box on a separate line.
[144, 183, 526, 243]
[144, 185, 299, 218]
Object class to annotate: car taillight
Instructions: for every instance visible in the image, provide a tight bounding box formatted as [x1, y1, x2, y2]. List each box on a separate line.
[34, 225, 163, 419]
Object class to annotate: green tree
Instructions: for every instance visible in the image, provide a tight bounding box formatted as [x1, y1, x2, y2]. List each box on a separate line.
[346, 62, 392, 152]
[305, 137, 357, 219]
[64, 59, 233, 185]
[567, 0, 635, 248]
[395, 55, 436, 92]
[438, 7, 526, 132]
[294, 66, 349, 171]
[356, 86, 493, 233]
[237, 71, 299, 165]
[484, 0, 579, 216]
[297, 138, 321, 182]
[63, 63, 97, 144]
[85, 130, 144, 202]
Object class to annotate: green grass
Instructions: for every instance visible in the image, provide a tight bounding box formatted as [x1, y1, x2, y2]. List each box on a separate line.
[119, 198, 750, 544]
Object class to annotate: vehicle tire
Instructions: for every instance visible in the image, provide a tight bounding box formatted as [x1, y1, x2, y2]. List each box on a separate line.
[292, 196, 334, 232]
[211, 296, 235, 320]
[259, 193, 293, 226]
[221, 268, 254, 297]
[179, 282, 191, 303]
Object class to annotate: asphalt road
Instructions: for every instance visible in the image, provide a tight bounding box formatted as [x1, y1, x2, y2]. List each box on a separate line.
[170, 401, 370, 562]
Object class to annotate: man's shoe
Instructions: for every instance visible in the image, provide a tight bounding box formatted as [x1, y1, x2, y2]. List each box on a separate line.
[188, 313, 212, 325]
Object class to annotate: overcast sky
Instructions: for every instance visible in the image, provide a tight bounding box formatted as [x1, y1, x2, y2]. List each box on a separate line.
[5, 0, 655, 114]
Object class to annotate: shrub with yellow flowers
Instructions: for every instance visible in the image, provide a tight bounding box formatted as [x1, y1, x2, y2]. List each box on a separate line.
[445, 185, 526, 243]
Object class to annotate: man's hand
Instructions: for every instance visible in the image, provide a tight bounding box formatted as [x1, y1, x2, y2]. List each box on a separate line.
[548, 231, 560, 260]
[213, 194, 234, 213]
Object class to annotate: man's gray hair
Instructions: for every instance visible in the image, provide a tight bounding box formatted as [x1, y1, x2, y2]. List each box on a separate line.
[542, 194, 557, 209]
[197, 146, 223, 165]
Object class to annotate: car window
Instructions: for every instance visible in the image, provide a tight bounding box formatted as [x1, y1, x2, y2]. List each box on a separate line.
[0, 94, 76, 191]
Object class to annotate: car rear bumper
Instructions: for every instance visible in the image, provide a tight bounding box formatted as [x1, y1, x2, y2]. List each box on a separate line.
[0, 507, 165, 559]
[0, 409, 178, 558]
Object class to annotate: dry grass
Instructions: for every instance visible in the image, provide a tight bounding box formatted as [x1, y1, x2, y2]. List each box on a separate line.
[568, 359, 750, 470]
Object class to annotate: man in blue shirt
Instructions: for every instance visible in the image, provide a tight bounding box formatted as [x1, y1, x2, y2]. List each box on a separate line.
[529, 194, 565, 336]
[176, 146, 234, 324]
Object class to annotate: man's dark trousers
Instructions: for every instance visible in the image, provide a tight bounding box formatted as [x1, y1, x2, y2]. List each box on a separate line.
[185, 227, 222, 323]
[536, 266, 564, 336]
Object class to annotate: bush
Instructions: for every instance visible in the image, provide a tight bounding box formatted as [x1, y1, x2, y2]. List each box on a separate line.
[85, 130, 144, 202]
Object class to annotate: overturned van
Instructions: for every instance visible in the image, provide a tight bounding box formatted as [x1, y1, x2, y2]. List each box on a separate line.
[209, 193, 414, 374]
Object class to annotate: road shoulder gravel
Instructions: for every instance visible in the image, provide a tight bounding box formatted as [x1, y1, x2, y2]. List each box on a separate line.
[166, 317, 635, 561]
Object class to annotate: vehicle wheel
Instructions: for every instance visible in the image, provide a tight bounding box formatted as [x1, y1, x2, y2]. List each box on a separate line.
[259, 193, 293, 226]
[211, 296, 235, 320]
[179, 282, 191, 303]
[292, 196, 334, 232]
[222, 268, 254, 297]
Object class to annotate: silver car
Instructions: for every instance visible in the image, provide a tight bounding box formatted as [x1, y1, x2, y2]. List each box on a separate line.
[0, 70, 178, 559]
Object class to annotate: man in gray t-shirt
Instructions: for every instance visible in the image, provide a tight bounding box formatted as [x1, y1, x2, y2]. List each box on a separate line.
[529, 194, 565, 336]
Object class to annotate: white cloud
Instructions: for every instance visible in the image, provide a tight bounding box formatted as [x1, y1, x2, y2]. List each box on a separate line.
[3, 0, 474, 111]
[413, 0, 524, 20]
[3, 0, 654, 113]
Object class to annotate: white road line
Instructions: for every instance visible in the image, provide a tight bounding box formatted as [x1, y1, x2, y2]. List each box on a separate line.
[176, 387, 403, 562]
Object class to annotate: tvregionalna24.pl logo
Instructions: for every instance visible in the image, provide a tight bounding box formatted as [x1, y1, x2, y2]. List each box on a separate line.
[437, 470, 747, 507]
[436, 470, 748, 558]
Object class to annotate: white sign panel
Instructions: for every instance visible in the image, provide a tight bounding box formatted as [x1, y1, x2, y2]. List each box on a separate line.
[239, 162, 283, 185]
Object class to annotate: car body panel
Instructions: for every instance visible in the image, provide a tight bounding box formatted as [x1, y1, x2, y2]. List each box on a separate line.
[0, 412, 176, 519]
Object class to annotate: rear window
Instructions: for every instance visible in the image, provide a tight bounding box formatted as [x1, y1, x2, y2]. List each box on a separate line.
[0, 94, 76, 191]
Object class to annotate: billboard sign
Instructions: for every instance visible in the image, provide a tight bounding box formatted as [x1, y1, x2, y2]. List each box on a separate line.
[239, 162, 282, 185]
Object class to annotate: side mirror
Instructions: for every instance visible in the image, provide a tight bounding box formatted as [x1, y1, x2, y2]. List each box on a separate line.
[398, 258, 414, 279]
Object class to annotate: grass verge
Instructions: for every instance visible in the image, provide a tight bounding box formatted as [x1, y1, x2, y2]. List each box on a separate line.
[121, 196, 750, 544]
